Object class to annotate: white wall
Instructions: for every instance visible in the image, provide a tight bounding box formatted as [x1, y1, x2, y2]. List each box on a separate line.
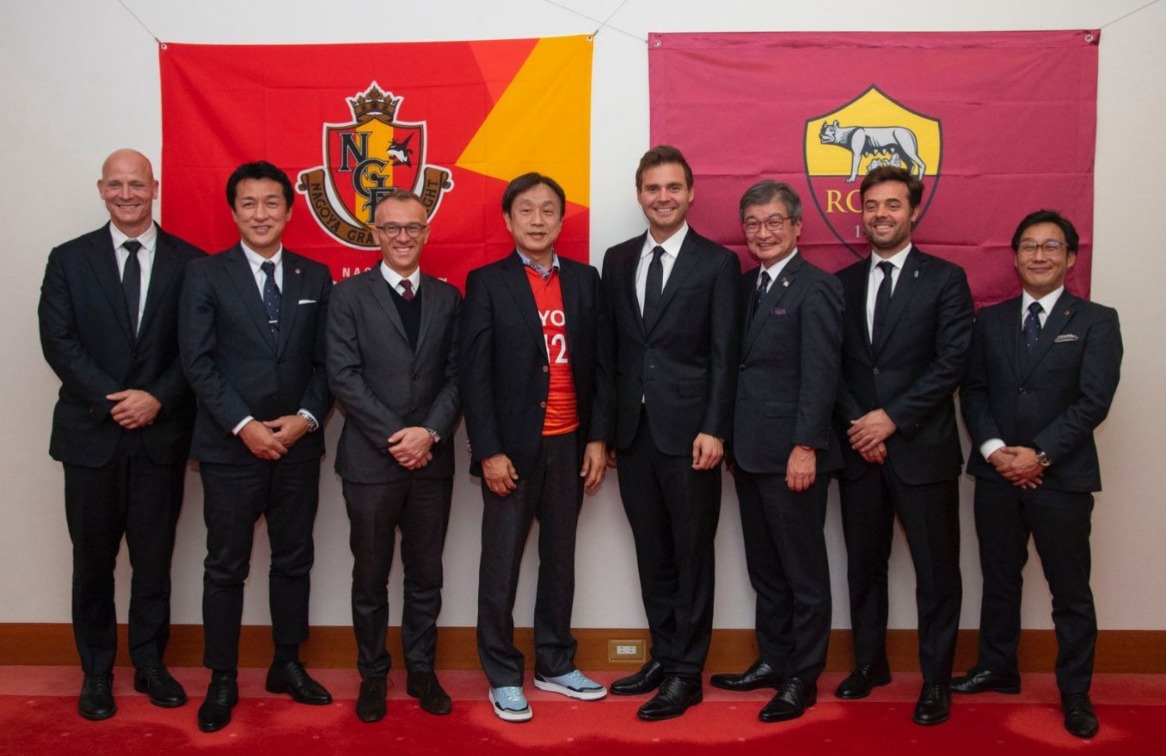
[2, 1, 1162, 637]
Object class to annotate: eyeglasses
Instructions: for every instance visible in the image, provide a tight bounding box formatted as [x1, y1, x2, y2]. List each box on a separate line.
[1017, 240, 1066, 255]
[376, 222, 428, 239]
[742, 215, 791, 235]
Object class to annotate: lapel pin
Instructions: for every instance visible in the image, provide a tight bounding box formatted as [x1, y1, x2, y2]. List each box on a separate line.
[295, 268, 302, 275]
[781, 276, 790, 287]
[914, 270, 919, 278]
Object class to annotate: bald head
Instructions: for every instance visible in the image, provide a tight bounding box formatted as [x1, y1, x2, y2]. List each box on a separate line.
[98, 149, 158, 237]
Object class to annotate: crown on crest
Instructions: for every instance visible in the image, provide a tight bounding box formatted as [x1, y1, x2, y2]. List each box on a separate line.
[347, 84, 401, 120]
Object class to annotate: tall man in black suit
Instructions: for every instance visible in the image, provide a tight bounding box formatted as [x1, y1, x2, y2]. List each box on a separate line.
[710, 181, 843, 723]
[953, 210, 1121, 739]
[459, 173, 608, 723]
[601, 145, 741, 721]
[39, 149, 204, 720]
[833, 166, 973, 726]
[327, 190, 461, 723]
[179, 161, 333, 733]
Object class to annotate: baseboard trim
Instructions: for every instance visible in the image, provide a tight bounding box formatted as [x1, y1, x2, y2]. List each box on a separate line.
[2, 624, 1162, 673]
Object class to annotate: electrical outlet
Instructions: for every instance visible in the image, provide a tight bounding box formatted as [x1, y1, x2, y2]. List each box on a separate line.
[607, 639, 645, 662]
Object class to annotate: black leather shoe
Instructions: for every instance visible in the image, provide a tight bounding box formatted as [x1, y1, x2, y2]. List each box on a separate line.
[134, 665, 188, 708]
[407, 670, 452, 715]
[952, 667, 1021, 695]
[1061, 692, 1099, 738]
[759, 677, 816, 722]
[912, 681, 951, 726]
[355, 676, 386, 723]
[636, 676, 703, 721]
[611, 659, 665, 696]
[197, 672, 238, 733]
[834, 663, 891, 699]
[79, 673, 116, 721]
[265, 661, 333, 705]
[710, 659, 783, 692]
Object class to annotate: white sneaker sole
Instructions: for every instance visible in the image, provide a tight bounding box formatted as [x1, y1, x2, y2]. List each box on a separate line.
[489, 689, 532, 722]
[533, 676, 608, 701]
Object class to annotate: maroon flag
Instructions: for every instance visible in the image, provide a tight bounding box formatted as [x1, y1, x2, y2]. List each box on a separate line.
[649, 31, 1099, 308]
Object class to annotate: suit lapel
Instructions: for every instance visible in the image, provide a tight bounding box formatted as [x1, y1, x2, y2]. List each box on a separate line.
[139, 226, 177, 338]
[368, 269, 408, 342]
[277, 252, 306, 355]
[873, 251, 923, 357]
[993, 298, 1023, 382]
[841, 260, 873, 358]
[87, 226, 135, 342]
[621, 236, 646, 338]
[649, 231, 699, 333]
[742, 254, 800, 354]
[415, 273, 438, 354]
[500, 253, 543, 342]
[223, 245, 278, 353]
[1021, 291, 1078, 381]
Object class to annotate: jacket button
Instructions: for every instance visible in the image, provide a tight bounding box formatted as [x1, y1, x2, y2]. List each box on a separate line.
[542, 365, 549, 373]
[873, 367, 880, 375]
[539, 401, 547, 409]
[1018, 387, 1025, 394]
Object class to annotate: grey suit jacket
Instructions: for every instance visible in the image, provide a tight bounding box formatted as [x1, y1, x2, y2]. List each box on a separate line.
[39, 223, 204, 467]
[962, 291, 1121, 493]
[327, 268, 461, 483]
[179, 244, 332, 465]
[733, 253, 844, 475]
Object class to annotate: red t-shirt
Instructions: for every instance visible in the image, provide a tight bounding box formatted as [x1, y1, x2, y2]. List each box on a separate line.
[525, 265, 579, 436]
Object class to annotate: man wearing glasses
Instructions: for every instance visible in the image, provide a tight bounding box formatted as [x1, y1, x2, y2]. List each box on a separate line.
[459, 173, 608, 722]
[326, 190, 461, 722]
[954, 210, 1121, 739]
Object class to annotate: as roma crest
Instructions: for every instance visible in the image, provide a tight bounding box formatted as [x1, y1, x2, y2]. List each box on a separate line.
[804, 86, 941, 257]
[297, 83, 453, 249]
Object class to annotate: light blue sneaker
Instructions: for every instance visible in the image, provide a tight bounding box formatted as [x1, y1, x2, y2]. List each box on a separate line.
[489, 685, 532, 722]
[534, 669, 608, 701]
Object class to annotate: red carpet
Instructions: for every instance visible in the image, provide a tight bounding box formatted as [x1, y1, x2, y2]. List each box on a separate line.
[2, 668, 1162, 754]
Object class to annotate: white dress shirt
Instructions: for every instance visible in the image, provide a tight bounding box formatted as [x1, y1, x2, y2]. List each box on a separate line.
[110, 223, 158, 331]
[865, 243, 913, 339]
[635, 223, 688, 314]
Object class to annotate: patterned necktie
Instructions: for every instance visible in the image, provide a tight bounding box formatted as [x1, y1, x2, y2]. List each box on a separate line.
[1023, 301, 1043, 352]
[871, 260, 895, 345]
[753, 270, 771, 315]
[399, 279, 415, 302]
[122, 239, 142, 335]
[643, 246, 665, 325]
[261, 260, 281, 336]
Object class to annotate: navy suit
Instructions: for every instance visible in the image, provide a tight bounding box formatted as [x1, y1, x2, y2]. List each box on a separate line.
[39, 223, 203, 675]
[458, 252, 604, 688]
[834, 247, 973, 683]
[961, 291, 1121, 693]
[327, 269, 460, 678]
[732, 253, 843, 686]
[179, 244, 332, 670]
[599, 228, 741, 679]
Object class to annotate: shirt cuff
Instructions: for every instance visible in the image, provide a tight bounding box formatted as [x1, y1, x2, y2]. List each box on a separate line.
[232, 416, 254, 436]
[980, 438, 1006, 461]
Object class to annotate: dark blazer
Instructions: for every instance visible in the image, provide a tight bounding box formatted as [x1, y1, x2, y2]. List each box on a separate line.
[459, 252, 602, 478]
[179, 244, 333, 465]
[962, 291, 1121, 493]
[835, 247, 974, 484]
[734, 253, 844, 475]
[39, 223, 204, 467]
[598, 229, 741, 455]
[327, 269, 461, 483]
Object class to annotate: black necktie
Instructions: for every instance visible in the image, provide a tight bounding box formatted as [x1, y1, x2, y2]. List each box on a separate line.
[643, 246, 664, 326]
[1023, 301, 1043, 352]
[122, 239, 142, 335]
[871, 260, 895, 345]
[753, 270, 771, 315]
[261, 260, 281, 335]
[399, 279, 415, 302]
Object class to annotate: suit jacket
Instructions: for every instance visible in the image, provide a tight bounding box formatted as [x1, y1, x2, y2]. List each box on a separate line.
[835, 247, 974, 484]
[327, 269, 461, 483]
[39, 223, 205, 467]
[734, 253, 844, 475]
[597, 228, 741, 455]
[459, 252, 603, 478]
[179, 244, 333, 465]
[962, 291, 1121, 493]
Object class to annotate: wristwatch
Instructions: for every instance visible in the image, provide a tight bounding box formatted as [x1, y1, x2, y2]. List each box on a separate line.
[1035, 449, 1052, 468]
[425, 427, 441, 444]
[297, 410, 319, 433]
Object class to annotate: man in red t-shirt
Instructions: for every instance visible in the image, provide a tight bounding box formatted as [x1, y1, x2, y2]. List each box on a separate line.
[459, 173, 609, 722]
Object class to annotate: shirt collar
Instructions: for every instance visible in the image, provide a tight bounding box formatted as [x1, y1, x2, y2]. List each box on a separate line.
[241, 241, 282, 271]
[642, 223, 690, 259]
[380, 262, 421, 292]
[1022, 285, 1064, 315]
[517, 249, 560, 278]
[759, 249, 798, 285]
[869, 242, 913, 274]
[110, 222, 158, 253]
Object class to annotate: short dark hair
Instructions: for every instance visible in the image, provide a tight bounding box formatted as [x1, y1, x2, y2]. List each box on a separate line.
[738, 180, 803, 223]
[501, 173, 566, 216]
[635, 145, 694, 190]
[226, 161, 294, 209]
[1010, 209, 1079, 253]
[860, 165, 923, 210]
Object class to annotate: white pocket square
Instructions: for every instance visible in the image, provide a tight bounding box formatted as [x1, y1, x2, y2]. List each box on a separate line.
[297, 299, 317, 305]
[1053, 333, 1079, 343]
